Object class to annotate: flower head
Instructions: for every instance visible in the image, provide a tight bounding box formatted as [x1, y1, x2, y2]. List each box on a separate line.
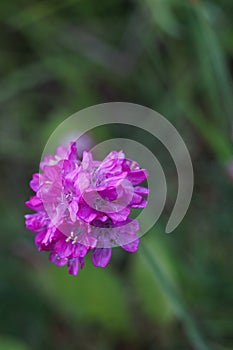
[25, 142, 149, 275]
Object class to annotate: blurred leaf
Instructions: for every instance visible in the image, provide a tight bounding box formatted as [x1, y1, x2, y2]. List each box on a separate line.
[0, 338, 28, 350]
[34, 257, 132, 334]
[144, 0, 180, 36]
[0, 63, 51, 104]
[191, 4, 233, 127]
[138, 234, 209, 350]
[130, 232, 178, 323]
[8, 0, 78, 28]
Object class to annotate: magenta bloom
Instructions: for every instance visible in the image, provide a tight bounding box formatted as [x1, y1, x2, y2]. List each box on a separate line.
[25, 142, 149, 275]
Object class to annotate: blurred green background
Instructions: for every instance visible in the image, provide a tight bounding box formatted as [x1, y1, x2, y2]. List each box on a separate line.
[0, 0, 233, 349]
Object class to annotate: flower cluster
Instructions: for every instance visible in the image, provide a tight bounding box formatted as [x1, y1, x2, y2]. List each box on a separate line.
[25, 142, 149, 275]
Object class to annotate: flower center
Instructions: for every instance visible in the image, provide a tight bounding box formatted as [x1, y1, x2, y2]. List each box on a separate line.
[66, 231, 78, 244]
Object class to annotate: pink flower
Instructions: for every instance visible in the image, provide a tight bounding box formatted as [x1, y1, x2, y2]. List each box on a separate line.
[25, 142, 149, 275]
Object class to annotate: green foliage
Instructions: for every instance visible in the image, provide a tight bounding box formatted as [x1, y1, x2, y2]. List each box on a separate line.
[0, 338, 28, 350]
[0, 0, 232, 349]
[34, 257, 132, 334]
[131, 234, 178, 324]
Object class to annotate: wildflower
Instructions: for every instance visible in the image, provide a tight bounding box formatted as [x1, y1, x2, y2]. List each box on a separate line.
[25, 142, 149, 275]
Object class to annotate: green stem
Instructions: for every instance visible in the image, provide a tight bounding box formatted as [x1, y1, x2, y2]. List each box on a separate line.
[141, 241, 209, 350]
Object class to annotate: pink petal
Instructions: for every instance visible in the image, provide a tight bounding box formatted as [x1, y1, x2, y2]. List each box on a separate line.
[122, 238, 140, 252]
[92, 248, 112, 267]
[68, 258, 79, 275]
[127, 169, 148, 185]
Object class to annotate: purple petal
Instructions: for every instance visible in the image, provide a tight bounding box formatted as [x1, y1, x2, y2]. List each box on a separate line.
[122, 238, 140, 252]
[122, 158, 139, 171]
[35, 229, 53, 251]
[41, 225, 57, 246]
[79, 233, 97, 249]
[43, 164, 61, 182]
[52, 203, 67, 226]
[40, 154, 54, 169]
[25, 196, 43, 211]
[101, 172, 127, 187]
[79, 257, 85, 269]
[68, 199, 79, 222]
[30, 173, 40, 192]
[130, 194, 148, 208]
[108, 207, 130, 223]
[78, 204, 97, 223]
[56, 145, 68, 159]
[92, 248, 112, 267]
[54, 239, 73, 258]
[134, 186, 149, 196]
[82, 151, 93, 170]
[68, 258, 79, 275]
[49, 252, 68, 267]
[127, 169, 148, 185]
[61, 159, 75, 177]
[25, 213, 46, 232]
[67, 142, 78, 162]
[64, 167, 79, 183]
[131, 198, 147, 208]
[98, 187, 118, 201]
[73, 243, 88, 258]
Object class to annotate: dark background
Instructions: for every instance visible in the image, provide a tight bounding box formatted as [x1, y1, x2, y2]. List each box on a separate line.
[0, 1, 232, 349]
